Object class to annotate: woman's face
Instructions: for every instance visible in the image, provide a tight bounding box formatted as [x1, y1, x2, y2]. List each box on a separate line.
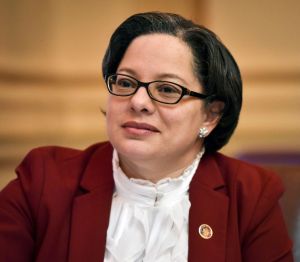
[106, 34, 212, 165]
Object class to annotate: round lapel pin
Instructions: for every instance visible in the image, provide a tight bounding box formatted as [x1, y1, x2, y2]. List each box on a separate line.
[199, 224, 213, 239]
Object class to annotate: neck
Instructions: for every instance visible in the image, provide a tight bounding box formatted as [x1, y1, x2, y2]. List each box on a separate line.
[118, 145, 203, 183]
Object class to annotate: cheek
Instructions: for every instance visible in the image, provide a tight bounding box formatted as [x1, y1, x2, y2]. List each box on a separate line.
[106, 99, 113, 125]
[162, 103, 204, 130]
[106, 96, 124, 118]
[106, 97, 120, 131]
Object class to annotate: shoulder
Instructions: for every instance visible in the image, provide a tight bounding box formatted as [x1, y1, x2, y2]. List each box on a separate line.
[16, 141, 113, 181]
[212, 152, 284, 199]
[19, 141, 112, 165]
[17, 141, 113, 174]
[210, 152, 286, 235]
[209, 153, 291, 247]
[205, 152, 285, 220]
[11, 141, 113, 206]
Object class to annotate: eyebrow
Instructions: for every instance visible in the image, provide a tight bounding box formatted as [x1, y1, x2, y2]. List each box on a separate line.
[117, 68, 189, 86]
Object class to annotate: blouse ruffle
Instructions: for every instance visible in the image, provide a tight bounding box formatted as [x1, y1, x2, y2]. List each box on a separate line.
[104, 149, 204, 262]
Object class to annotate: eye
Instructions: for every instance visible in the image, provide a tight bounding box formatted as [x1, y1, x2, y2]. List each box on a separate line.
[116, 77, 136, 89]
[156, 84, 181, 95]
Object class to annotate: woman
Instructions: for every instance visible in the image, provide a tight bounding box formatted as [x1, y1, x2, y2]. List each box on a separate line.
[0, 12, 293, 261]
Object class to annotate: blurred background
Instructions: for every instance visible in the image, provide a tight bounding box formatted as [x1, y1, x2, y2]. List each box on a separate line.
[0, 0, 299, 188]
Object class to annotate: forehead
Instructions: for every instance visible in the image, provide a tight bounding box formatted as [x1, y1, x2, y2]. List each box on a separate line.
[117, 33, 196, 83]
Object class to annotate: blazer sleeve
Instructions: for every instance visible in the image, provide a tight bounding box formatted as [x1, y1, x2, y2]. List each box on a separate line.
[239, 168, 294, 262]
[0, 148, 44, 262]
[0, 180, 36, 261]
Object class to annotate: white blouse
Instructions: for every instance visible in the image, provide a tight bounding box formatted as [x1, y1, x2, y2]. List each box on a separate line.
[104, 149, 204, 262]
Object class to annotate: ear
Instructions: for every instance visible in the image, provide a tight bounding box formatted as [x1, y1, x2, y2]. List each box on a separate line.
[201, 101, 225, 133]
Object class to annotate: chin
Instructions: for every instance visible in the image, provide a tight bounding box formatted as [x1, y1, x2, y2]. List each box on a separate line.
[112, 139, 156, 160]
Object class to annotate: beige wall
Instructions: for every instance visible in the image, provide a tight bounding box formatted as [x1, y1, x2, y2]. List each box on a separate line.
[1, 0, 299, 188]
[207, 0, 300, 154]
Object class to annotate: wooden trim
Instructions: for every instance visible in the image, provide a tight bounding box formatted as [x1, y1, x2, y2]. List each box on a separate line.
[1, 70, 299, 85]
[192, 0, 211, 26]
[243, 70, 300, 83]
[0, 70, 100, 85]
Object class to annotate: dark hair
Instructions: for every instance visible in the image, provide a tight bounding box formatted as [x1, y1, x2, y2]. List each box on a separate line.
[102, 12, 242, 152]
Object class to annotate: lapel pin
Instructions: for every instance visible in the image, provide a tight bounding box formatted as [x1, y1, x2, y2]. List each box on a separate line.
[199, 224, 213, 239]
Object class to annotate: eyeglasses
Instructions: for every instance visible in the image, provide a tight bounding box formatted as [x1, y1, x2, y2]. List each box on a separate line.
[105, 73, 213, 104]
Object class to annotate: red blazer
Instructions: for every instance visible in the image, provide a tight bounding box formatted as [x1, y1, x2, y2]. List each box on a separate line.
[0, 142, 293, 261]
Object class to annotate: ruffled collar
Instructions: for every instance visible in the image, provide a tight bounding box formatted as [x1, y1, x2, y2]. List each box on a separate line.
[112, 148, 205, 207]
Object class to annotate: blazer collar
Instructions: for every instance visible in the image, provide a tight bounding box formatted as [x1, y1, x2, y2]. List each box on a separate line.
[188, 152, 229, 262]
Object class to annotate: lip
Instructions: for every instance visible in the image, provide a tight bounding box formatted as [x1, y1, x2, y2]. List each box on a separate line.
[122, 121, 160, 134]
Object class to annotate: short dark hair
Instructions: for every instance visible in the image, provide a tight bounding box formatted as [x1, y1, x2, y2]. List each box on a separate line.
[102, 12, 242, 152]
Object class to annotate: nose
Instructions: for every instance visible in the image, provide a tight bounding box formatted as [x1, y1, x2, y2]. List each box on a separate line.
[130, 86, 155, 113]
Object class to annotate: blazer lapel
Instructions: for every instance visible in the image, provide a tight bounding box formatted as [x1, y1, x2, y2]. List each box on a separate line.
[188, 153, 229, 262]
[68, 143, 114, 262]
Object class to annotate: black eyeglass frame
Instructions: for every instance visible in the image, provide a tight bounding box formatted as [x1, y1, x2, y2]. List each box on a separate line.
[105, 73, 215, 105]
